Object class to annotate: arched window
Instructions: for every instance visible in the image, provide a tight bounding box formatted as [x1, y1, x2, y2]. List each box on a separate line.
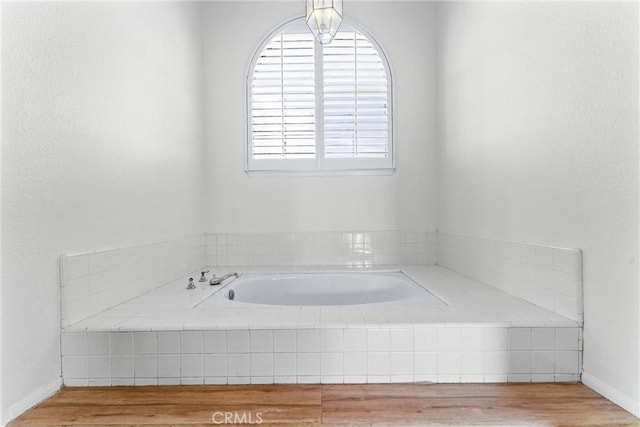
[246, 18, 393, 174]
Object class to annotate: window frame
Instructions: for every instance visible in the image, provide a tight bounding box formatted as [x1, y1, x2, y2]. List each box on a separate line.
[245, 17, 395, 176]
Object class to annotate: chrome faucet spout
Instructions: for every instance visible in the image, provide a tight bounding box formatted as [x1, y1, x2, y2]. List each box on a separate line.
[209, 272, 240, 286]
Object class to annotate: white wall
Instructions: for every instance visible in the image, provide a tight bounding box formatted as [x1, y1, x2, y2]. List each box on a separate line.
[203, 1, 437, 233]
[436, 1, 639, 414]
[1, 2, 204, 422]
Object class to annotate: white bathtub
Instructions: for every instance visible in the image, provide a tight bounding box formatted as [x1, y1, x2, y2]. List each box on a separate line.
[196, 272, 444, 308]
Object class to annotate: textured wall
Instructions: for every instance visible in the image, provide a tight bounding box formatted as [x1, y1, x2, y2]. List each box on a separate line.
[436, 1, 639, 414]
[1, 2, 204, 422]
[203, 1, 438, 233]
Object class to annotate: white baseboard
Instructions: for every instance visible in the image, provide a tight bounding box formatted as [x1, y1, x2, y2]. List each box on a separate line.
[4, 377, 62, 426]
[582, 371, 639, 417]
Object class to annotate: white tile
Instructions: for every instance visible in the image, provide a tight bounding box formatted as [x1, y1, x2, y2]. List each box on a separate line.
[553, 248, 574, 273]
[251, 376, 275, 384]
[64, 255, 89, 280]
[251, 330, 274, 353]
[87, 333, 110, 355]
[227, 377, 250, 385]
[204, 377, 227, 385]
[391, 375, 414, 383]
[484, 374, 508, 383]
[227, 331, 250, 353]
[63, 379, 88, 387]
[414, 352, 437, 375]
[367, 353, 390, 376]
[437, 329, 460, 351]
[133, 332, 157, 355]
[297, 330, 320, 352]
[344, 352, 367, 376]
[555, 328, 580, 350]
[180, 378, 203, 385]
[157, 355, 180, 377]
[461, 352, 484, 375]
[274, 353, 297, 376]
[297, 353, 321, 376]
[110, 332, 133, 355]
[274, 376, 297, 384]
[555, 351, 580, 374]
[531, 374, 555, 382]
[460, 374, 484, 383]
[297, 376, 321, 384]
[204, 354, 227, 377]
[554, 271, 576, 297]
[344, 375, 367, 384]
[343, 329, 367, 352]
[461, 328, 484, 351]
[158, 332, 180, 354]
[367, 375, 390, 383]
[508, 374, 531, 383]
[62, 333, 87, 356]
[88, 252, 109, 275]
[508, 351, 531, 374]
[112, 378, 135, 386]
[250, 353, 274, 377]
[390, 352, 413, 375]
[437, 352, 460, 375]
[320, 330, 343, 352]
[88, 356, 110, 378]
[321, 375, 343, 384]
[531, 351, 554, 374]
[367, 329, 390, 352]
[63, 294, 93, 326]
[134, 355, 157, 378]
[62, 356, 89, 380]
[414, 329, 437, 352]
[534, 267, 555, 291]
[111, 355, 134, 378]
[534, 246, 554, 269]
[181, 331, 203, 354]
[437, 374, 460, 383]
[555, 373, 580, 382]
[181, 354, 204, 378]
[554, 294, 578, 320]
[88, 378, 111, 387]
[274, 330, 296, 353]
[321, 353, 343, 376]
[531, 328, 555, 351]
[390, 329, 413, 352]
[227, 354, 251, 377]
[508, 328, 531, 350]
[414, 374, 437, 383]
[484, 351, 508, 375]
[204, 331, 227, 353]
[63, 276, 89, 303]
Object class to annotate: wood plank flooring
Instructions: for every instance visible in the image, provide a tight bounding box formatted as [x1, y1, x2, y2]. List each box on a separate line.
[9, 383, 640, 426]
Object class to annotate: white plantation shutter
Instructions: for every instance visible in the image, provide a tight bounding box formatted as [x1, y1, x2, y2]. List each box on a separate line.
[323, 31, 389, 160]
[248, 19, 392, 173]
[251, 33, 316, 160]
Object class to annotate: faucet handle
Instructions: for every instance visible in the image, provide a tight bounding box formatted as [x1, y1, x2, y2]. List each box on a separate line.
[199, 270, 210, 282]
[187, 278, 196, 290]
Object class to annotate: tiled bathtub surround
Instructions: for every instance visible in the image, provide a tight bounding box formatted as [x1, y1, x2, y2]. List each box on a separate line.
[61, 235, 205, 327]
[61, 327, 581, 386]
[436, 232, 583, 322]
[60, 265, 581, 385]
[206, 231, 437, 268]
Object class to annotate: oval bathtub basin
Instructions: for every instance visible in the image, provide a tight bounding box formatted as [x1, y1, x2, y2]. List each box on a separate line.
[196, 272, 444, 308]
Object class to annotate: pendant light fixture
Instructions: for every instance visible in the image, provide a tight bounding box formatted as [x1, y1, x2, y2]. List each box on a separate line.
[305, 0, 343, 44]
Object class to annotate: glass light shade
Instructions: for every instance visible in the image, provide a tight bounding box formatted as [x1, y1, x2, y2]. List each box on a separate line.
[305, 0, 343, 44]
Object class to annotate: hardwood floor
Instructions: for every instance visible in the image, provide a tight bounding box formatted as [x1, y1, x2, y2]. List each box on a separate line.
[9, 383, 640, 426]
